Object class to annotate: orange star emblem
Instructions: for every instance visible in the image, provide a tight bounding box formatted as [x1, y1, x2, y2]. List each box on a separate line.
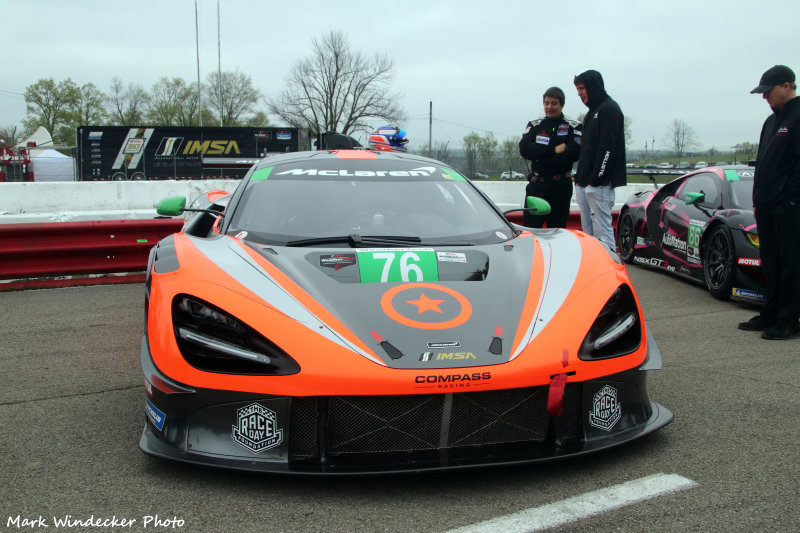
[407, 292, 445, 314]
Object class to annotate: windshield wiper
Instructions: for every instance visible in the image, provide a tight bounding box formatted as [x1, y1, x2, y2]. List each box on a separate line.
[285, 234, 423, 247]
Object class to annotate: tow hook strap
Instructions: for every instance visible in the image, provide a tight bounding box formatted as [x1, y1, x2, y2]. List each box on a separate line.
[547, 374, 568, 416]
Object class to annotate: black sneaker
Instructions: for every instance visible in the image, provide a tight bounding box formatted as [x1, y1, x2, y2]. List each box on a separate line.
[761, 323, 800, 340]
[738, 315, 774, 331]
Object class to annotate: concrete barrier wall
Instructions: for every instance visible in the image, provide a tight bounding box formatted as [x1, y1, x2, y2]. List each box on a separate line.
[0, 180, 655, 224]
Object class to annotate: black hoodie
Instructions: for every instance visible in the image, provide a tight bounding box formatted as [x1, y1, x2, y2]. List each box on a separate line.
[754, 96, 800, 208]
[573, 70, 627, 187]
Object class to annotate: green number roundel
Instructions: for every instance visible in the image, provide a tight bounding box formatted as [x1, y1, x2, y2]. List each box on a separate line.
[357, 249, 439, 283]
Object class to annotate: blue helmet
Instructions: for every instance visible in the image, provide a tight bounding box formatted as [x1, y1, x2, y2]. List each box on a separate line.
[369, 126, 408, 152]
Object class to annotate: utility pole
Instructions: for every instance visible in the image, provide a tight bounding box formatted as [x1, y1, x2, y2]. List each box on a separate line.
[217, 0, 223, 126]
[428, 101, 432, 154]
[195, 0, 203, 128]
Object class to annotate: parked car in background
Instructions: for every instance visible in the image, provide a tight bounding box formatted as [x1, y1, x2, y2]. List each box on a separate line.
[472, 172, 489, 180]
[616, 165, 764, 304]
[657, 162, 674, 168]
[694, 161, 708, 168]
[677, 162, 690, 169]
[713, 162, 730, 166]
[500, 170, 526, 180]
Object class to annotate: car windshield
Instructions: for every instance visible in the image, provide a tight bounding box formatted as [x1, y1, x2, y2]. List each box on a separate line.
[729, 178, 754, 209]
[225, 158, 512, 246]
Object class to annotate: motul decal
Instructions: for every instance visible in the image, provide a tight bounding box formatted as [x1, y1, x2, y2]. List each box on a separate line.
[737, 257, 761, 266]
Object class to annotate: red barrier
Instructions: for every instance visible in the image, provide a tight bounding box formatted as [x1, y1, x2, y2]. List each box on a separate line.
[505, 210, 619, 231]
[0, 210, 619, 292]
[0, 218, 183, 291]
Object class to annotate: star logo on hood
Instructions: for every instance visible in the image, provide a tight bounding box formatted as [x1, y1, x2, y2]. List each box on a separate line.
[407, 293, 445, 314]
[381, 283, 472, 330]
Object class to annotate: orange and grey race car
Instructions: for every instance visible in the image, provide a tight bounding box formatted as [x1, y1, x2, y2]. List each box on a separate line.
[140, 149, 672, 474]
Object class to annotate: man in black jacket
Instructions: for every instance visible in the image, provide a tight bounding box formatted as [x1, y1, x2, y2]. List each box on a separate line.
[572, 70, 626, 246]
[738, 65, 800, 340]
[518, 87, 581, 228]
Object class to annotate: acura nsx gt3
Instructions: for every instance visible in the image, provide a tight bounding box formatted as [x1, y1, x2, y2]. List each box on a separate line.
[616, 166, 764, 304]
[140, 149, 672, 474]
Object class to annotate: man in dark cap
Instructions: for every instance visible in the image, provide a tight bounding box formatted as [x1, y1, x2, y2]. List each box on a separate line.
[518, 86, 582, 228]
[572, 70, 626, 247]
[738, 65, 800, 340]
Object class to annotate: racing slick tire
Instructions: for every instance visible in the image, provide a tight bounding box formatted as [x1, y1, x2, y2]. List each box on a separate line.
[616, 211, 636, 264]
[703, 225, 734, 300]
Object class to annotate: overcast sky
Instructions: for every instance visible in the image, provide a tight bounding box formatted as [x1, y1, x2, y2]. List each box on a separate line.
[2, 0, 798, 155]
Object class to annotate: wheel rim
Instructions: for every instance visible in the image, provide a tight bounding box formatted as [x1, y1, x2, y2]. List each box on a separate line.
[618, 214, 634, 259]
[705, 230, 732, 289]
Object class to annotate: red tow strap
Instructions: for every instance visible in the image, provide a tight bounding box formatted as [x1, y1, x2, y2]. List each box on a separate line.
[547, 374, 568, 416]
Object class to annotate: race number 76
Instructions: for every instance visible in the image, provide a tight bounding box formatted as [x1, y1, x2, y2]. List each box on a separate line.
[358, 250, 439, 283]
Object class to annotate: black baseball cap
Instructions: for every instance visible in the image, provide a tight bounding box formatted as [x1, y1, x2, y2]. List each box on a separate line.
[750, 65, 795, 94]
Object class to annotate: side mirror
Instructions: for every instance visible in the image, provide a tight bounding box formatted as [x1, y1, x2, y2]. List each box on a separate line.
[525, 196, 552, 215]
[502, 196, 552, 219]
[684, 192, 705, 205]
[156, 196, 187, 216]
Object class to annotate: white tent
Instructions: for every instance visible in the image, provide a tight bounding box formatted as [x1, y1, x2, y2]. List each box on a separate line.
[30, 149, 76, 181]
[17, 126, 55, 156]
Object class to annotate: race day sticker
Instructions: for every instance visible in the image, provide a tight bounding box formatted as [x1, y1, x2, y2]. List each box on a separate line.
[357, 248, 439, 283]
[231, 403, 284, 454]
[588, 385, 621, 431]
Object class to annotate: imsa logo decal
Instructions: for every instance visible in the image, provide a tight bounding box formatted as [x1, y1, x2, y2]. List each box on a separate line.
[588, 385, 621, 431]
[231, 403, 283, 453]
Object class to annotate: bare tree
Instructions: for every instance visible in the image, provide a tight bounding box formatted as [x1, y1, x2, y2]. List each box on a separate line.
[661, 118, 699, 157]
[732, 141, 758, 161]
[418, 141, 451, 166]
[205, 70, 262, 126]
[624, 115, 633, 150]
[462, 132, 481, 177]
[501, 137, 525, 175]
[107, 77, 149, 125]
[477, 132, 498, 172]
[0, 125, 21, 146]
[268, 30, 406, 135]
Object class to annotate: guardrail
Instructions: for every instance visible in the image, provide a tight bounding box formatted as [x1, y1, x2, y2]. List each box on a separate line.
[0, 210, 619, 292]
[504, 210, 619, 231]
[0, 218, 182, 291]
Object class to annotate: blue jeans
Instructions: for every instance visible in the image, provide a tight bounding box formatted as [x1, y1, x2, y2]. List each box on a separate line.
[575, 184, 615, 246]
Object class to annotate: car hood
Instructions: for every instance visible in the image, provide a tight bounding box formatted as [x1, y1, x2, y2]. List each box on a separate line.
[174, 230, 595, 370]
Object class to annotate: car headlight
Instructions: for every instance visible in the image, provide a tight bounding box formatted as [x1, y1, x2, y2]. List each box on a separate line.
[578, 285, 642, 360]
[172, 295, 300, 375]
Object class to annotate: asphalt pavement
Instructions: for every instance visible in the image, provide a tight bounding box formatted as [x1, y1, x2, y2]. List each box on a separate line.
[0, 266, 797, 533]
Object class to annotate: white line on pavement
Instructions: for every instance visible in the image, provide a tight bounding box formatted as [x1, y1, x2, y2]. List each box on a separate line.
[444, 473, 698, 533]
